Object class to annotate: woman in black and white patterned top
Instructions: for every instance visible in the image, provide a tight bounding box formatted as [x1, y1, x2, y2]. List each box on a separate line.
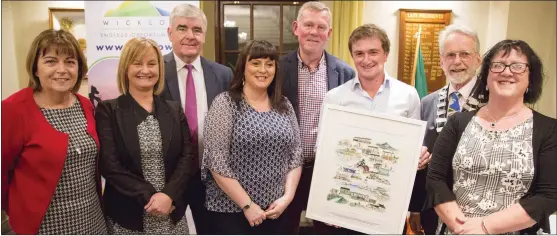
[96, 37, 195, 234]
[202, 40, 303, 234]
[426, 40, 557, 235]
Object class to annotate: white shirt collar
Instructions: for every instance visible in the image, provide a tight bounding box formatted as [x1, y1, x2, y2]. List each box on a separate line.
[448, 76, 477, 99]
[173, 53, 202, 72]
[353, 69, 392, 91]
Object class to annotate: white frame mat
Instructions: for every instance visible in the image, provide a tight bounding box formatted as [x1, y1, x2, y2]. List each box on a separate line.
[306, 104, 426, 234]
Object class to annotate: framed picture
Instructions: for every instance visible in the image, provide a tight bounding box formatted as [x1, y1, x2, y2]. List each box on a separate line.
[306, 104, 426, 234]
[48, 8, 86, 55]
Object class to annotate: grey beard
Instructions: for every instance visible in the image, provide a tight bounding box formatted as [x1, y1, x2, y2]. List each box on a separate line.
[448, 74, 473, 85]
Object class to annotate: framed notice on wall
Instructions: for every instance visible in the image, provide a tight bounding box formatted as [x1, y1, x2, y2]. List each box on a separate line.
[397, 9, 451, 93]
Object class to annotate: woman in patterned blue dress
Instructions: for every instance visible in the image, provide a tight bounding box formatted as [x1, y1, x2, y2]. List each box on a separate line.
[426, 40, 557, 234]
[202, 40, 304, 234]
[96, 37, 196, 234]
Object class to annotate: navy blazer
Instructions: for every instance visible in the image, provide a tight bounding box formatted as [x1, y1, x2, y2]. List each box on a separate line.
[279, 50, 355, 120]
[407, 89, 443, 212]
[160, 52, 233, 111]
[411, 81, 482, 212]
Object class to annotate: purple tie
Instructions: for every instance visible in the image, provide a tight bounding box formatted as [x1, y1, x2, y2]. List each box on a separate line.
[185, 64, 198, 144]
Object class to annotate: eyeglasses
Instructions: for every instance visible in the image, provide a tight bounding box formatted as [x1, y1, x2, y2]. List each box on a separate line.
[489, 62, 529, 74]
[442, 51, 476, 62]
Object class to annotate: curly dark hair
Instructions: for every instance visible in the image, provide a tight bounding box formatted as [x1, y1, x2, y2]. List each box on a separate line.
[228, 40, 287, 113]
[475, 39, 544, 104]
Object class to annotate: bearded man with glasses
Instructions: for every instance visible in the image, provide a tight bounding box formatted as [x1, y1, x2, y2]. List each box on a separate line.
[408, 24, 485, 235]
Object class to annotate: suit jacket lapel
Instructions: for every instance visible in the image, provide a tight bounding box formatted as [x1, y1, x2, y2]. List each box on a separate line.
[154, 96, 173, 160]
[433, 93, 442, 136]
[433, 93, 441, 120]
[283, 52, 300, 119]
[201, 57, 218, 107]
[325, 52, 339, 90]
[115, 95, 143, 172]
[164, 52, 181, 102]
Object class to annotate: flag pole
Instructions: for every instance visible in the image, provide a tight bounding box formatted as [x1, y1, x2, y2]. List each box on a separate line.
[411, 24, 422, 87]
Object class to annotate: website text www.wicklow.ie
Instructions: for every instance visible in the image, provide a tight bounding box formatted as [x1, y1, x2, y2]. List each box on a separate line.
[95, 44, 173, 51]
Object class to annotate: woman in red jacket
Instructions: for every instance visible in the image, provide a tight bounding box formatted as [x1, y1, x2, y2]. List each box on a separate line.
[1, 29, 107, 234]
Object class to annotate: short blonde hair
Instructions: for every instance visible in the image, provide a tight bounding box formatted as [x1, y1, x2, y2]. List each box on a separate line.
[117, 37, 165, 95]
[296, 1, 332, 27]
[26, 29, 87, 93]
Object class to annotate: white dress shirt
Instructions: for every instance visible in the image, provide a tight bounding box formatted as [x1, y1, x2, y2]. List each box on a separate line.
[323, 72, 421, 119]
[173, 53, 208, 157]
[448, 76, 478, 108]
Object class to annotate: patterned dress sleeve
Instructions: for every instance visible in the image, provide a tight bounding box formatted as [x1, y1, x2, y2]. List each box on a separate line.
[202, 93, 238, 179]
[285, 98, 303, 170]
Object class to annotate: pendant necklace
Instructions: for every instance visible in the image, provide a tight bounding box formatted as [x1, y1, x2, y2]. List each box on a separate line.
[484, 106, 522, 128]
[244, 94, 269, 111]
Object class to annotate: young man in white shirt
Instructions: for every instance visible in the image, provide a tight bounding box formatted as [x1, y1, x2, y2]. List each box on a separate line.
[319, 23, 431, 234]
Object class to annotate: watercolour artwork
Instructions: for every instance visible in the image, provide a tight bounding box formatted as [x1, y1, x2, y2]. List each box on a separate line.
[327, 137, 399, 212]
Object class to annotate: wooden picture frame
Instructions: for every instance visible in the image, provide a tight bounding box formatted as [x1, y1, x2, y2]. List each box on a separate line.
[48, 8, 87, 79]
[48, 8, 86, 54]
[397, 9, 451, 94]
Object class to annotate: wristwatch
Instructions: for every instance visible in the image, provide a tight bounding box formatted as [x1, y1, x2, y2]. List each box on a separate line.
[242, 200, 252, 211]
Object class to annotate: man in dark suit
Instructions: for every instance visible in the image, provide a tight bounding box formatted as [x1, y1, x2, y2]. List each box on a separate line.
[160, 4, 233, 235]
[278, 2, 355, 234]
[413, 24, 483, 235]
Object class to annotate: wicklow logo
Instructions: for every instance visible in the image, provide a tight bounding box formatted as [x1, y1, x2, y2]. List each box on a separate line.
[101, 1, 170, 29]
[104, 1, 170, 17]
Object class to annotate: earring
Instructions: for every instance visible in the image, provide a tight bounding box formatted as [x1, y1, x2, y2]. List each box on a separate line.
[526, 87, 529, 94]
[486, 86, 489, 91]
[242, 77, 245, 86]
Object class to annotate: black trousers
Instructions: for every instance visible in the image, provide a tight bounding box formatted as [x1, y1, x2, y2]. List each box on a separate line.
[206, 210, 290, 235]
[421, 208, 439, 235]
[186, 170, 210, 235]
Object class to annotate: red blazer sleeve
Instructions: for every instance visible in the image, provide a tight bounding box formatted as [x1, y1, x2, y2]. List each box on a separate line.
[1, 100, 25, 211]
